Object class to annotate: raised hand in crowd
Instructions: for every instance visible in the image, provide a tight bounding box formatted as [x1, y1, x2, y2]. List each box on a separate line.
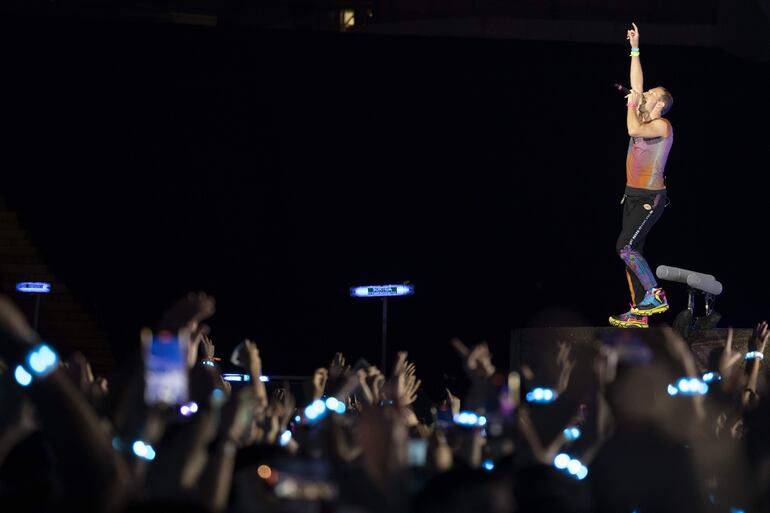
[0, 295, 133, 513]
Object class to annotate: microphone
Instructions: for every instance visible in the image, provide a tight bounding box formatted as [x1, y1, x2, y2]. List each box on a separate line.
[656, 266, 715, 283]
[656, 265, 722, 296]
[613, 83, 630, 94]
[686, 273, 723, 296]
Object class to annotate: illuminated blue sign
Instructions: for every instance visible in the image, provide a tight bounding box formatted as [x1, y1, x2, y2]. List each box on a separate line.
[16, 282, 52, 294]
[350, 284, 415, 298]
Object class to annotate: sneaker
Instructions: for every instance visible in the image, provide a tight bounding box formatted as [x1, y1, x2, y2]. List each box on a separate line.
[631, 287, 669, 316]
[609, 308, 649, 328]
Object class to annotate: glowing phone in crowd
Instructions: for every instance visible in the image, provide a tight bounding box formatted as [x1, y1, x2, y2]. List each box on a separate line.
[141, 328, 189, 406]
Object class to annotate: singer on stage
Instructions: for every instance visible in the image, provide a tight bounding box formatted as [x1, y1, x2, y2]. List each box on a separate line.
[609, 22, 675, 329]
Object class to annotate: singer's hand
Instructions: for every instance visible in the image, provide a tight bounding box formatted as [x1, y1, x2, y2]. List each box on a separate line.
[625, 90, 642, 107]
[627, 22, 640, 48]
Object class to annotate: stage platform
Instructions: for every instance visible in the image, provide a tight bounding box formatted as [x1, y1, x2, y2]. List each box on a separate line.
[510, 327, 755, 376]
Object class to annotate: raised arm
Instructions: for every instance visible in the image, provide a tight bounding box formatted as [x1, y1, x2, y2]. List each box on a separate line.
[0, 296, 133, 512]
[628, 22, 643, 92]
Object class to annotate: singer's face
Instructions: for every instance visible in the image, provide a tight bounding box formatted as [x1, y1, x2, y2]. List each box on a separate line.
[641, 88, 663, 112]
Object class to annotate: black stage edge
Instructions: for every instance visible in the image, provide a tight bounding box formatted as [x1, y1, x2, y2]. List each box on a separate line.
[510, 327, 755, 379]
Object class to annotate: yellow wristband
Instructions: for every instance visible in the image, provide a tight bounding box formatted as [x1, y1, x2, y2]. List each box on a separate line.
[630, 51, 640, 57]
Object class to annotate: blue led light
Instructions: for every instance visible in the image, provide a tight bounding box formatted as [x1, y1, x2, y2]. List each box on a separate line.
[669, 377, 708, 396]
[13, 344, 59, 386]
[180, 401, 199, 417]
[553, 453, 570, 469]
[745, 351, 764, 361]
[259, 375, 270, 382]
[702, 372, 721, 383]
[211, 388, 225, 406]
[453, 411, 487, 427]
[526, 387, 558, 404]
[132, 440, 156, 461]
[567, 459, 582, 475]
[482, 459, 495, 471]
[350, 284, 415, 298]
[553, 453, 588, 480]
[14, 365, 32, 386]
[454, 411, 477, 425]
[202, 360, 215, 367]
[304, 399, 328, 421]
[28, 344, 58, 375]
[279, 430, 292, 447]
[730, 509, 746, 513]
[325, 397, 346, 414]
[16, 282, 52, 294]
[564, 427, 581, 441]
[222, 373, 252, 382]
[294, 415, 301, 423]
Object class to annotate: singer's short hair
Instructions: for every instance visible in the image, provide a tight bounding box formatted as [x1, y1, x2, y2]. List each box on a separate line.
[658, 87, 673, 115]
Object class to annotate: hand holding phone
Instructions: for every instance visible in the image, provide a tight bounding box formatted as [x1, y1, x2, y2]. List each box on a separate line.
[141, 328, 189, 406]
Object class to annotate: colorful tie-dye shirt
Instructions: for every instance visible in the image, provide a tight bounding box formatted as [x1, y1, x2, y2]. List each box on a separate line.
[626, 119, 673, 190]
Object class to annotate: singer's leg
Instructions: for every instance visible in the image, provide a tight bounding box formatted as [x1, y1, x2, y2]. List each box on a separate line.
[620, 192, 668, 315]
[611, 191, 666, 327]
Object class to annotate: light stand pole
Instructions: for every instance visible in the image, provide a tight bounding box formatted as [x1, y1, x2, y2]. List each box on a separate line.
[381, 297, 388, 372]
[16, 282, 52, 331]
[350, 283, 414, 373]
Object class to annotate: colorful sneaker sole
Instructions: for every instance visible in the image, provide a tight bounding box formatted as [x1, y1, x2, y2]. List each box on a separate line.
[609, 316, 649, 328]
[630, 303, 669, 316]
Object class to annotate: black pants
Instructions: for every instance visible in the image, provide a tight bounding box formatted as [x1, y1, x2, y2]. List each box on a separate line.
[615, 186, 667, 306]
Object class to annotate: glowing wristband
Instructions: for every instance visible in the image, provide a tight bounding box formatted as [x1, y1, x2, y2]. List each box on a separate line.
[552, 453, 589, 480]
[667, 377, 709, 396]
[702, 371, 721, 383]
[630, 51, 640, 57]
[14, 343, 59, 387]
[563, 426, 581, 441]
[453, 411, 488, 427]
[525, 387, 557, 403]
[132, 440, 157, 460]
[745, 351, 764, 360]
[302, 396, 347, 423]
[631, 47, 640, 52]
[201, 359, 216, 367]
[180, 401, 199, 416]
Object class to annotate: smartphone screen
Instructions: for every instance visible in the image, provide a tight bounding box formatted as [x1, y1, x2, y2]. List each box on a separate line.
[407, 439, 428, 467]
[142, 328, 189, 406]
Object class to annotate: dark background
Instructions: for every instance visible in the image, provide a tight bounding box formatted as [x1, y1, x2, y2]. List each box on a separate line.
[2, 13, 768, 398]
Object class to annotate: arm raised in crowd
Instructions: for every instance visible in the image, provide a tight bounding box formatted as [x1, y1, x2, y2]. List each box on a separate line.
[0, 295, 134, 513]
